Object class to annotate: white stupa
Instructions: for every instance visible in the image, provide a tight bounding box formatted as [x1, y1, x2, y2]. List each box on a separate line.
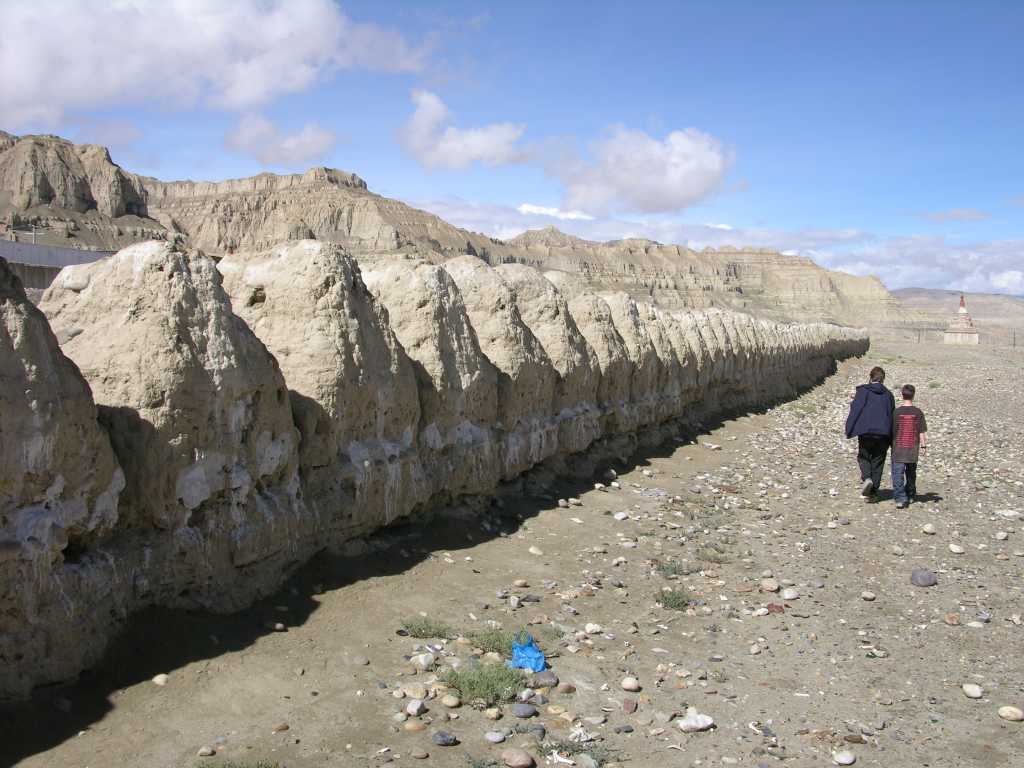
[943, 294, 980, 345]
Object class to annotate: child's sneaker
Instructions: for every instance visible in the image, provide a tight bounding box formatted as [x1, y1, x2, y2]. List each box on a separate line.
[895, 501, 907, 509]
[860, 478, 874, 497]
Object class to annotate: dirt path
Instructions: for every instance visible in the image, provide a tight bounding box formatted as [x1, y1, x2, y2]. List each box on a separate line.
[4, 341, 1023, 768]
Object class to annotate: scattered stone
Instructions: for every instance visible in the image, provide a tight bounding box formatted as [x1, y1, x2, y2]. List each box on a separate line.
[962, 683, 983, 699]
[922, 523, 936, 535]
[512, 703, 537, 718]
[949, 543, 965, 554]
[406, 699, 427, 716]
[501, 747, 535, 768]
[677, 707, 715, 732]
[861, 591, 876, 601]
[614, 724, 634, 734]
[780, 587, 799, 601]
[441, 694, 461, 708]
[196, 746, 215, 757]
[529, 670, 558, 688]
[832, 750, 856, 765]
[486, 730, 506, 743]
[998, 706, 1024, 722]
[151, 673, 169, 686]
[410, 749, 429, 759]
[621, 676, 641, 692]
[431, 731, 458, 746]
[910, 568, 938, 587]
[351, 655, 370, 666]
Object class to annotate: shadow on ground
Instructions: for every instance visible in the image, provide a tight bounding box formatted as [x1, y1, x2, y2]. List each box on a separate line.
[0, 369, 848, 765]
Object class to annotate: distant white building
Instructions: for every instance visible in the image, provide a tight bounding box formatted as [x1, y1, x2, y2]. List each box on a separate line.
[943, 294, 980, 345]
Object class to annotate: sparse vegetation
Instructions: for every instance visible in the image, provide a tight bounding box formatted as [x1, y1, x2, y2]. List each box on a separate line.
[656, 587, 693, 610]
[196, 762, 279, 768]
[401, 616, 456, 639]
[466, 627, 516, 655]
[464, 757, 499, 768]
[697, 544, 731, 564]
[547, 740, 618, 766]
[440, 663, 523, 705]
[928, 381, 942, 389]
[656, 559, 684, 578]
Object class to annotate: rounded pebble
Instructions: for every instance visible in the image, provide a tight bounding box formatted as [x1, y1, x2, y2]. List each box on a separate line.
[998, 705, 1024, 721]
[861, 591, 876, 601]
[833, 750, 856, 765]
[621, 676, 641, 692]
[910, 568, 938, 587]
[962, 683, 983, 699]
[432, 730, 458, 746]
[501, 747, 535, 768]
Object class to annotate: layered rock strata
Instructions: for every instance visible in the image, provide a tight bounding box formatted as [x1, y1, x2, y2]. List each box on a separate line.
[1, 240, 868, 698]
[1, 133, 910, 327]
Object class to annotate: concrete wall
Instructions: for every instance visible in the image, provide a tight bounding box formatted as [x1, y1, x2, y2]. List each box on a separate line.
[0, 241, 112, 290]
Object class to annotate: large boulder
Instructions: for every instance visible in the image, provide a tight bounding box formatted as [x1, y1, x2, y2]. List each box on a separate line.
[219, 240, 426, 535]
[1, 255, 124, 697]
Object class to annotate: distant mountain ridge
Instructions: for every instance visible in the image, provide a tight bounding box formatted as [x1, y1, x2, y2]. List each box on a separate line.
[1, 130, 911, 326]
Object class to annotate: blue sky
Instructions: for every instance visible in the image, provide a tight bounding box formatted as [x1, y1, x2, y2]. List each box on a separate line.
[1, 0, 1021, 292]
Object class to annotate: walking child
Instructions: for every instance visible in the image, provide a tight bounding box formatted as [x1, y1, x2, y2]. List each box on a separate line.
[891, 384, 927, 509]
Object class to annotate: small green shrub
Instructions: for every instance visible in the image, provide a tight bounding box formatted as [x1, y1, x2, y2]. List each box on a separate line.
[466, 627, 516, 655]
[656, 560, 684, 578]
[657, 587, 693, 610]
[401, 616, 456, 639]
[440, 664, 523, 705]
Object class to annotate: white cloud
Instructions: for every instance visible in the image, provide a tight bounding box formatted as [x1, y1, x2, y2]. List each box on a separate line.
[399, 90, 526, 169]
[516, 203, 594, 221]
[225, 114, 336, 167]
[0, 0, 425, 129]
[550, 126, 731, 215]
[922, 208, 990, 222]
[818, 236, 1024, 293]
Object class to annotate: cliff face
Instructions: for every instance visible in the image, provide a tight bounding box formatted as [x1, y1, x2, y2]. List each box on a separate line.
[0, 132, 908, 326]
[0, 239, 868, 698]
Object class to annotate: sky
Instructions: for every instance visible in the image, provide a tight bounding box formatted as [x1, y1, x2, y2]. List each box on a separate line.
[1, 0, 1021, 293]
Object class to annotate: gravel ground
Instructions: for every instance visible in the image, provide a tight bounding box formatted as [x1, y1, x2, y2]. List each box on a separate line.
[3, 341, 1023, 768]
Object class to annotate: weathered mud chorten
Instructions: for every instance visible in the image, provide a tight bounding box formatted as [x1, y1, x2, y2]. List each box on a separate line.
[1, 238, 868, 698]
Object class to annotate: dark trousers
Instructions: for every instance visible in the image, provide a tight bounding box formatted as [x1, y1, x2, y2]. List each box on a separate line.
[892, 461, 917, 504]
[857, 434, 890, 492]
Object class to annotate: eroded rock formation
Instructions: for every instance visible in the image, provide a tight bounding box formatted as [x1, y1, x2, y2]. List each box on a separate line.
[0, 133, 912, 327]
[1, 240, 868, 698]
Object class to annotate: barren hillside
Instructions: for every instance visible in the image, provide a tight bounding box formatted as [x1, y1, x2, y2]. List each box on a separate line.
[1, 131, 909, 326]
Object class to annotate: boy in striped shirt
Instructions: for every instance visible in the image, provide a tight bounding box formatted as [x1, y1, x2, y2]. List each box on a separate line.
[891, 384, 928, 509]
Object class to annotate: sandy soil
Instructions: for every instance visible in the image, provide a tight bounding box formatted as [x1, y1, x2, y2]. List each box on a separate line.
[2, 341, 1023, 768]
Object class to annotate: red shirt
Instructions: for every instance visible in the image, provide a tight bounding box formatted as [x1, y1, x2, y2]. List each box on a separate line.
[892, 405, 927, 464]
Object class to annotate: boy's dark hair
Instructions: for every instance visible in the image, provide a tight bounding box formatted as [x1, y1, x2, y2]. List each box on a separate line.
[869, 366, 885, 383]
[901, 384, 916, 401]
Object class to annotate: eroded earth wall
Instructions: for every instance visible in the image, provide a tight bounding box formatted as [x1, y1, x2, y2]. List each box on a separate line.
[0, 240, 868, 698]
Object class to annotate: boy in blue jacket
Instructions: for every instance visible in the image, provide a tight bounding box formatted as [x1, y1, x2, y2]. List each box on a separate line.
[845, 366, 895, 501]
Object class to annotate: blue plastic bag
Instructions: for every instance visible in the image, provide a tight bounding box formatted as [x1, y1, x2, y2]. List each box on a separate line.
[509, 631, 546, 672]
